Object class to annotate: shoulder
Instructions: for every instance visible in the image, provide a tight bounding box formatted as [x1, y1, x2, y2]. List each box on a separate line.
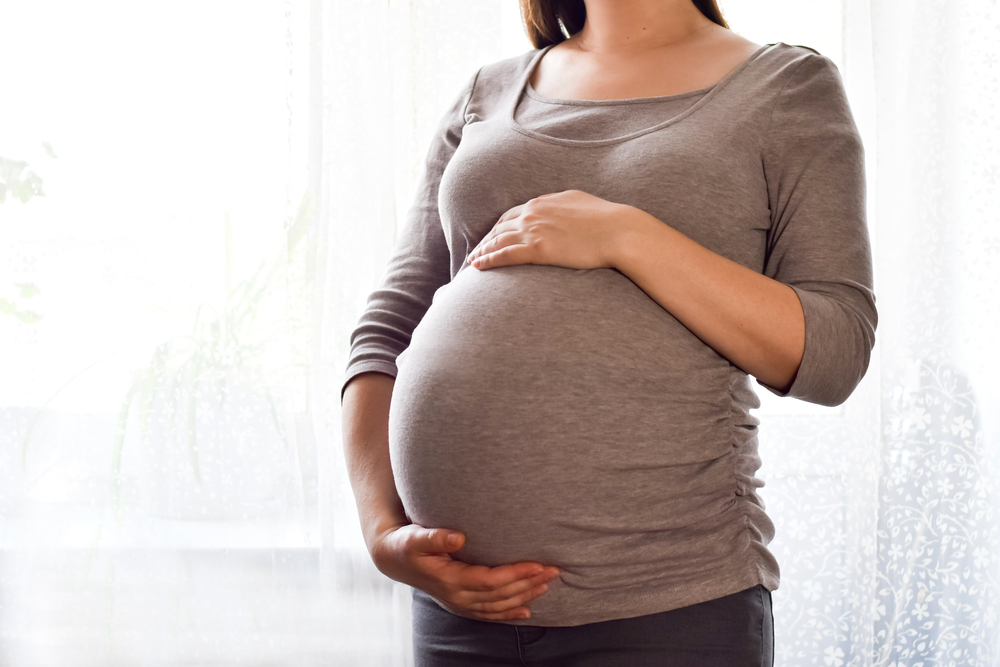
[734, 42, 850, 123]
[759, 42, 843, 87]
[462, 48, 541, 123]
[759, 44, 862, 155]
[708, 41, 845, 118]
[475, 48, 540, 88]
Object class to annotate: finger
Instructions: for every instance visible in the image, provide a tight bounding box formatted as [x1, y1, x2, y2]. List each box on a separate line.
[469, 224, 518, 261]
[411, 528, 464, 554]
[445, 602, 534, 622]
[464, 581, 551, 614]
[484, 220, 519, 244]
[454, 572, 553, 608]
[472, 243, 530, 269]
[452, 561, 548, 592]
[479, 570, 558, 602]
[497, 204, 525, 224]
[469, 231, 515, 265]
[480, 230, 520, 255]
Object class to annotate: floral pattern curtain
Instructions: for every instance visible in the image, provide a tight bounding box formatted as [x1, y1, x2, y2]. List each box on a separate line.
[866, 0, 1000, 662]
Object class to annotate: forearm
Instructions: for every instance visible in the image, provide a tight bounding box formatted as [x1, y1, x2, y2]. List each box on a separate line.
[341, 371, 410, 553]
[611, 206, 805, 392]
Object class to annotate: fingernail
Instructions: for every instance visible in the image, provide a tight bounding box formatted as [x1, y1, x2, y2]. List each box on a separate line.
[447, 534, 460, 547]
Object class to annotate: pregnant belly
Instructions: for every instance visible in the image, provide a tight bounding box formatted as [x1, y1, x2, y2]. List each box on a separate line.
[389, 263, 737, 573]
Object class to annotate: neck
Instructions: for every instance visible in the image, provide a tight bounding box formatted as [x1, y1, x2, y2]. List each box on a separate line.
[573, 0, 717, 54]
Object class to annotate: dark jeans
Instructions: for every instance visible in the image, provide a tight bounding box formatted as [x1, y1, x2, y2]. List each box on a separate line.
[413, 584, 774, 667]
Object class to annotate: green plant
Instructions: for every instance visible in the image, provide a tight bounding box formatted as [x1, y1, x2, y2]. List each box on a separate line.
[1, 144, 56, 324]
[0, 282, 42, 324]
[0, 152, 48, 204]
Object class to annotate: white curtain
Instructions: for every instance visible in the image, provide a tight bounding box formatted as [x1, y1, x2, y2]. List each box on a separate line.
[2, 1, 997, 665]
[866, 0, 1000, 663]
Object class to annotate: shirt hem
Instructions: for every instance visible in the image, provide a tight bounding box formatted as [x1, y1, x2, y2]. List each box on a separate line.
[501, 563, 778, 627]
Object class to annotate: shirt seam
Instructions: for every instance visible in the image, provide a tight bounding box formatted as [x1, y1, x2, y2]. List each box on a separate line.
[524, 81, 714, 107]
[508, 43, 774, 148]
[760, 52, 815, 262]
[761, 53, 814, 163]
[462, 65, 484, 125]
[514, 626, 528, 666]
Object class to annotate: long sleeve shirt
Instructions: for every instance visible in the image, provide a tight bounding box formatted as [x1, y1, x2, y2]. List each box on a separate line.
[342, 42, 877, 627]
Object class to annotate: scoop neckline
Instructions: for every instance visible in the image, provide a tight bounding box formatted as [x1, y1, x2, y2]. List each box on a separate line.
[524, 78, 714, 105]
[507, 41, 777, 147]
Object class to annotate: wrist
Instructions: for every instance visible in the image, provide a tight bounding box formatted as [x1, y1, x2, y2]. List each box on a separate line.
[608, 205, 659, 270]
[361, 508, 410, 554]
[367, 519, 412, 571]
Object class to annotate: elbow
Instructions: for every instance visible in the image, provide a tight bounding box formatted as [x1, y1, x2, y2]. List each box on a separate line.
[782, 286, 877, 407]
[787, 339, 872, 407]
[814, 348, 871, 407]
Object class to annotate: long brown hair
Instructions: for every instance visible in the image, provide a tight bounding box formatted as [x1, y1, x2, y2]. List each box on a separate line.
[518, 0, 730, 49]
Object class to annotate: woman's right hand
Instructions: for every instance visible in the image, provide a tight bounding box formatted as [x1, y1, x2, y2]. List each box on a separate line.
[342, 374, 556, 621]
[371, 523, 560, 621]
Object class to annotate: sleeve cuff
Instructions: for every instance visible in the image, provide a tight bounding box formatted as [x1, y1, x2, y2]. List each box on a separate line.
[341, 360, 399, 406]
[756, 285, 869, 407]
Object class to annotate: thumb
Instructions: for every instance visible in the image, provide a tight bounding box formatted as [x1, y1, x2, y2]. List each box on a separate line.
[424, 529, 464, 552]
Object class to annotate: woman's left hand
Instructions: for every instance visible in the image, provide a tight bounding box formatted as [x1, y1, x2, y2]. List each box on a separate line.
[468, 190, 630, 271]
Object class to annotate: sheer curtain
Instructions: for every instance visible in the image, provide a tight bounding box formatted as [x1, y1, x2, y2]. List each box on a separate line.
[1, 0, 997, 665]
[866, 0, 1000, 663]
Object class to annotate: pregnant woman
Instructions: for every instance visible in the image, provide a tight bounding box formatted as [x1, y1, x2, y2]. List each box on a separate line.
[341, 0, 877, 664]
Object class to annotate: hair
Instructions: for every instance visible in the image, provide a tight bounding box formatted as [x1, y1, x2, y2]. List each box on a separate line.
[518, 0, 730, 49]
